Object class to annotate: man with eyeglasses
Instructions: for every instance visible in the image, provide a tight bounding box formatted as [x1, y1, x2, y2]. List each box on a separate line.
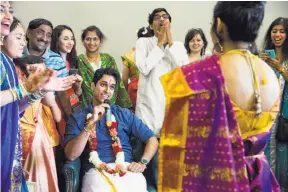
[135, 7, 189, 191]
[22, 18, 81, 187]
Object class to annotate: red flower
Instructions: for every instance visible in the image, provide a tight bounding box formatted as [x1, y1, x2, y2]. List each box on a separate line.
[115, 164, 127, 177]
[88, 130, 97, 150]
[119, 171, 127, 177]
[108, 169, 116, 174]
[112, 143, 123, 154]
[88, 136, 97, 150]
[109, 129, 118, 137]
[111, 122, 118, 129]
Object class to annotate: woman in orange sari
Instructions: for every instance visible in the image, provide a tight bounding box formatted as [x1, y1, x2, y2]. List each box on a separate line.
[15, 55, 61, 192]
[158, 2, 280, 192]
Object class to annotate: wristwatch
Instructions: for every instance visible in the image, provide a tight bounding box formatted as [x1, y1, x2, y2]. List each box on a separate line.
[139, 158, 149, 166]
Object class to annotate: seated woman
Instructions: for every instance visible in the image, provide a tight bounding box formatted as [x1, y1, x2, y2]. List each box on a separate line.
[15, 55, 61, 192]
[184, 28, 209, 63]
[158, 2, 280, 192]
[121, 26, 153, 111]
[78, 26, 132, 108]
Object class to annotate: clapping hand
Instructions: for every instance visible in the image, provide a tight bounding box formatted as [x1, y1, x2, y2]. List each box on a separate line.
[24, 68, 78, 93]
[165, 22, 173, 47]
[24, 68, 53, 93]
[43, 73, 77, 92]
[156, 24, 167, 48]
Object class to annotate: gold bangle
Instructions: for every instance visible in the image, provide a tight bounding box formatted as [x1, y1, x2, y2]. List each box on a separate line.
[84, 123, 95, 132]
[84, 126, 90, 132]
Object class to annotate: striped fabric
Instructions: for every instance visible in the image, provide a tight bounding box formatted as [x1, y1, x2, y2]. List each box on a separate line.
[23, 47, 68, 77]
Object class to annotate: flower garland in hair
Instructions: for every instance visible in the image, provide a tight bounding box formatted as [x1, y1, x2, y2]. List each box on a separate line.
[87, 113, 127, 177]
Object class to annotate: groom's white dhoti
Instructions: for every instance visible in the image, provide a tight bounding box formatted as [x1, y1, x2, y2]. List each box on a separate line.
[81, 163, 147, 192]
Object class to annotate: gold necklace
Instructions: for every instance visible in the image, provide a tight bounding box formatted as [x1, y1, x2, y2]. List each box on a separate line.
[86, 53, 100, 63]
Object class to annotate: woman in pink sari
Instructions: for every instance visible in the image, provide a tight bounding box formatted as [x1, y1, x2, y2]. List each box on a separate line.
[15, 55, 61, 192]
[158, 2, 281, 192]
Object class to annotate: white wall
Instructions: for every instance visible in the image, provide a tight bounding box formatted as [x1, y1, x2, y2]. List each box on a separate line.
[13, 1, 288, 71]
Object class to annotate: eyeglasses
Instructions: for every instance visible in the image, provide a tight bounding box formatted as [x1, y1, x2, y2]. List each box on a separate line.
[153, 14, 169, 21]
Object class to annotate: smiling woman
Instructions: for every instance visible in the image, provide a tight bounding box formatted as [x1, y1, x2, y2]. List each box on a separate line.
[262, 17, 288, 192]
[50, 25, 83, 139]
[184, 28, 208, 63]
[2, 18, 25, 58]
[78, 25, 132, 109]
[0, 1, 13, 37]
[0, 12, 30, 192]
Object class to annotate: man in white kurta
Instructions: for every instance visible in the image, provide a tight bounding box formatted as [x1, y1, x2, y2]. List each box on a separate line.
[135, 8, 189, 138]
[134, 8, 189, 191]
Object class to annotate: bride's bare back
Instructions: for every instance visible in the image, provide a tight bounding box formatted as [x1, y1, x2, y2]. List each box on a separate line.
[220, 54, 280, 111]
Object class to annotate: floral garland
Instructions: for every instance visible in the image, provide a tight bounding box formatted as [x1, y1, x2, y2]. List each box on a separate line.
[88, 113, 127, 177]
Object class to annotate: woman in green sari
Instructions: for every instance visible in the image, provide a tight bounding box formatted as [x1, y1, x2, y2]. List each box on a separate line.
[78, 25, 132, 108]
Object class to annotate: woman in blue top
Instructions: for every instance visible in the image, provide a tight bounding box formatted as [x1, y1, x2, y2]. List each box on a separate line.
[0, 4, 76, 191]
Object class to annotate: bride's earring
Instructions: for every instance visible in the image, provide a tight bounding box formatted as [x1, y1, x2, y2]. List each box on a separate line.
[216, 39, 223, 53]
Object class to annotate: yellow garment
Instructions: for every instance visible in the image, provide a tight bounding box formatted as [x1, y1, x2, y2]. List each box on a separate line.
[21, 102, 38, 160]
[232, 100, 279, 140]
[158, 52, 280, 191]
[223, 50, 280, 139]
[122, 47, 140, 79]
[42, 105, 60, 147]
[158, 67, 192, 192]
[122, 48, 140, 108]
[21, 102, 59, 192]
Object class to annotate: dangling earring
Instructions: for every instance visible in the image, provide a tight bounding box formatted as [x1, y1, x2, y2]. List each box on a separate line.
[216, 39, 224, 53]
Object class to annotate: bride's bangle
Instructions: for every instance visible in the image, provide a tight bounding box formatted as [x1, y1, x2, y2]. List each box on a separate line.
[28, 90, 48, 104]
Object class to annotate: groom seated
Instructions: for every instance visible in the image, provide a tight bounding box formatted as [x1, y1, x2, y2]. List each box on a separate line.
[63, 67, 158, 192]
